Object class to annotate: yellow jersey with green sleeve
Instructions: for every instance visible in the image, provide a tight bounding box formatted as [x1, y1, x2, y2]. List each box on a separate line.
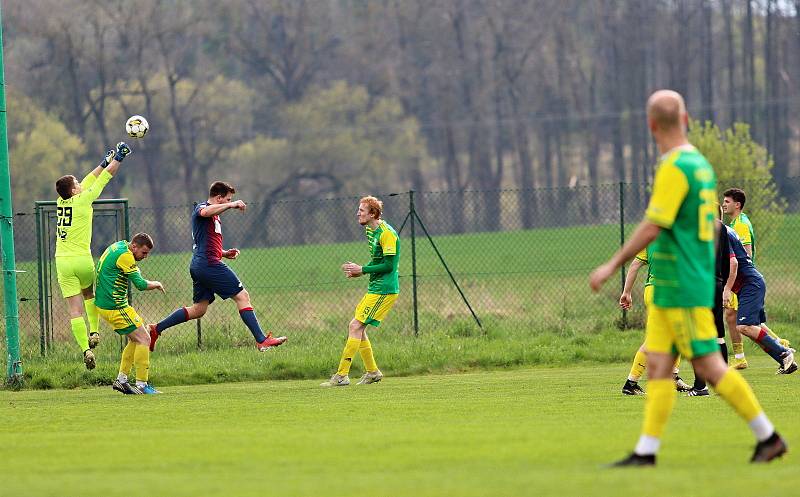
[55, 169, 114, 257]
[645, 145, 716, 308]
[94, 240, 149, 310]
[634, 247, 654, 287]
[729, 212, 755, 262]
[365, 221, 400, 294]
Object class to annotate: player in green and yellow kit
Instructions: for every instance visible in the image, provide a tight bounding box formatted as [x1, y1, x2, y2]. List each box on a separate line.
[591, 90, 785, 465]
[321, 196, 400, 387]
[618, 247, 690, 395]
[95, 233, 165, 395]
[54, 142, 131, 369]
[721, 188, 789, 369]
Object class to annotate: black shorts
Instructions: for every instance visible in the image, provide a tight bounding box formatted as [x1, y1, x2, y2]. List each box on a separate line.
[189, 262, 243, 304]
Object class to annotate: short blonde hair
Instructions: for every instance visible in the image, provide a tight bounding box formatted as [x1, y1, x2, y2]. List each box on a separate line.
[359, 196, 383, 219]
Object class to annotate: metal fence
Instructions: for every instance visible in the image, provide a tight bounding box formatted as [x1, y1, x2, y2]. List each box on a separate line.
[3, 177, 799, 361]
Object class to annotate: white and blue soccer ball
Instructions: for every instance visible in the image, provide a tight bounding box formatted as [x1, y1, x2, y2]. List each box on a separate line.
[125, 115, 149, 139]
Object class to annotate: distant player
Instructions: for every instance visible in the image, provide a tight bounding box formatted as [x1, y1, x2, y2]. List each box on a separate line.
[54, 142, 131, 370]
[590, 90, 785, 465]
[618, 247, 690, 395]
[95, 234, 165, 395]
[723, 224, 796, 374]
[721, 188, 789, 369]
[147, 181, 286, 351]
[321, 196, 400, 387]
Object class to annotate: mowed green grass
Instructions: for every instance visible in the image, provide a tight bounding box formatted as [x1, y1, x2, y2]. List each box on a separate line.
[1, 360, 797, 497]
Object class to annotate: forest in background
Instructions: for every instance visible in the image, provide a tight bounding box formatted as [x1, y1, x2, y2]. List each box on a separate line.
[3, 0, 799, 237]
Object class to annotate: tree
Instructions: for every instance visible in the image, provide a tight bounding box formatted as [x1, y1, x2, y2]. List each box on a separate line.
[689, 120, 786, 250]
[7, 91, 86, 212]
[222, 81, 429, 245]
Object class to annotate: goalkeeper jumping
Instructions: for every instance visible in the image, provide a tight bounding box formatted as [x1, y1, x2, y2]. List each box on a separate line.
[54, 142, 131, 369]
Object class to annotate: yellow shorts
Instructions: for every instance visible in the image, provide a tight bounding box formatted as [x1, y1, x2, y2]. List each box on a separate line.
[97, 306, 144, 335]
[354, 293, 398, 327]
[645, 304, 719, 359]
[644, 285, 654, 306]
[727, 292, 738, 311]
[55, 255, 95, 298]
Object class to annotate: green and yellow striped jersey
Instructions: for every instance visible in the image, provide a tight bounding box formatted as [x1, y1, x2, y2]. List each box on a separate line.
[645, 145, 716, 308]
[729, 212, 755, 262]
[55, 170, 113, 257]
[365, 221, 400, 294]
[95, 240, 148, 310]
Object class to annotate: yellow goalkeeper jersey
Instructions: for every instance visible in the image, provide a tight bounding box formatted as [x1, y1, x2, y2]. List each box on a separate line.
[55, 170, 113, 257]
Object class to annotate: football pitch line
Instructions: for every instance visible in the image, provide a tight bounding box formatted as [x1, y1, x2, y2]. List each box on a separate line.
[1, 362, 797, 497]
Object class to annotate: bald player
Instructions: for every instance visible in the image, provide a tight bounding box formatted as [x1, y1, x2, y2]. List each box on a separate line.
[590, 90, 786, 466]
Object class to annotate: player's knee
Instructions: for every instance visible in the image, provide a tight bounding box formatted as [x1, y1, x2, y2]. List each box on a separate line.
[189, 303, 208, 318]
[348, 319, 366, 337]
[235, 289, 251, 304]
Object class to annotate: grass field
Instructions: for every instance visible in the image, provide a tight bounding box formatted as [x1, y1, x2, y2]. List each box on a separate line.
[1, 358, 797, 497]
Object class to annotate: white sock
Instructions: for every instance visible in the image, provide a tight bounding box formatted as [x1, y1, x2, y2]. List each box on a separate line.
[627, 375, 639, 382]
[136, 380, 147, 389]
[749, 413, 775, 442]
[634, 435, 660, 456]
[117, 373, 128, 383]
[735, 353, 745, 359]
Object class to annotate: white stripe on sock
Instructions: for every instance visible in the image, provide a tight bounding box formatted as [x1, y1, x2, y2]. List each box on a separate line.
[749, 413, 774, 442]
[634, 435, 660, 456]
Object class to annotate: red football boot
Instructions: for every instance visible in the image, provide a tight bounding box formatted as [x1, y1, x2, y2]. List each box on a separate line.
[257, 332, 288, 351]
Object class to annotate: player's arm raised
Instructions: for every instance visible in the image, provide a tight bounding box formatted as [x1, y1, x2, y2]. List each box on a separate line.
[82, 143, 131, 203]
[199, 199, 247, 217]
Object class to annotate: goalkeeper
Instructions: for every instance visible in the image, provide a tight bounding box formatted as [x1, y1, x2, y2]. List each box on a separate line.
[54, 142, 131, 370]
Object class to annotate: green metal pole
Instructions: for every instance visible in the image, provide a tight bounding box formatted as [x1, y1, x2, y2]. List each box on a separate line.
[409, 191, 419, 337]
[619, 181, 627, 329]
[0, 3, 23, 385]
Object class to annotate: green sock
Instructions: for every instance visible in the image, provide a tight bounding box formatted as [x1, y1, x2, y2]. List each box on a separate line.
[84, 298, 99, 334]
[70, 317, 89, 351]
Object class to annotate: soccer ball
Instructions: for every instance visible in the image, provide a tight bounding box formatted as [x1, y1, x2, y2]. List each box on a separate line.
[125, 115, 149, 138]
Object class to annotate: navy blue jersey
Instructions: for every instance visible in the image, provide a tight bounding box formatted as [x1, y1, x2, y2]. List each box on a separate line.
[726, 225, 761, 292]
[191, 202, 224, 266]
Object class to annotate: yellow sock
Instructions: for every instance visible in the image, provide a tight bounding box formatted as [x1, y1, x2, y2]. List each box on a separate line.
[336, 337, 361, 376]
[119, 340, 136, 376]
[133, 344, 150, 383]
[673, 354, 682, 374]
[641, 379, 676, 438]
[628, 350, 647, 381]
[762, 326, 780, 341]
[713, 369, 763, 422]
[733, 342, 744, 356]
[359, 338, 378, 372]
[70, 317, 89, 351]
[84, 298, 99, 334]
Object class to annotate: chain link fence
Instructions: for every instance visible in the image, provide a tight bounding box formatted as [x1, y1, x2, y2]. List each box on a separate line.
[3, 177, 799, 362]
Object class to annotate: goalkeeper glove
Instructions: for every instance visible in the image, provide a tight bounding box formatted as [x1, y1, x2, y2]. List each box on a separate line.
[98, 149, 114, 168]
[114, 142, 132, 162]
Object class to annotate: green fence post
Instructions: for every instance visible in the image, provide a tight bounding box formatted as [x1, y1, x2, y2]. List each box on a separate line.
[0, 4, 23, 385]
[409, 191, 419, 337]
[35, 203, 45, 357]
[619, 181, 627, 328]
